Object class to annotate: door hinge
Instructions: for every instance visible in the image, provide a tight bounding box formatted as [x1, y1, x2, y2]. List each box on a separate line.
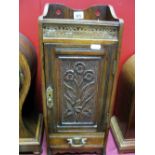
[46, 86, 54, 109]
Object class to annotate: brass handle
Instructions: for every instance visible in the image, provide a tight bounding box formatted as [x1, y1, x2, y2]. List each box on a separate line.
[67, 137, 87, 148]
[46, 86, 54, 108]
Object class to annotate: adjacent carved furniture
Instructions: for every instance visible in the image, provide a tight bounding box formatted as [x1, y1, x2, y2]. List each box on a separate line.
[19, 33, 44, 155]
[39, 4, 123, 155]
[110, 55, 135, 153]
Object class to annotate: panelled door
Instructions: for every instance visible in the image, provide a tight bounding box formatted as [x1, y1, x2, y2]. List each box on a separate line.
[44, 43, 116, 133]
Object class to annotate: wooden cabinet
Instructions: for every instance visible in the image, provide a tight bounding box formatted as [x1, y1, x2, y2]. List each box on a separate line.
[39, 4, 123, 154]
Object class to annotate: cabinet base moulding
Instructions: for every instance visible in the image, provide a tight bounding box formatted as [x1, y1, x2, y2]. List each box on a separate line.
[110, 116, 135, 153]
[19, 114, 44, 155]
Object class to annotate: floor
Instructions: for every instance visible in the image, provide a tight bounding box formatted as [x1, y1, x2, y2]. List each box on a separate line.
[41, 130, 135, 155]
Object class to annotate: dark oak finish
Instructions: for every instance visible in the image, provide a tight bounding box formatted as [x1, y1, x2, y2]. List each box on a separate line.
[39, 4, 123, 155]
[19, 33, 44, 154]
[110, 55, 135, 153]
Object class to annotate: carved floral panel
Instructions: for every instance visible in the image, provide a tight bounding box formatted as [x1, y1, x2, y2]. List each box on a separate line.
[58, 57, 101, 125]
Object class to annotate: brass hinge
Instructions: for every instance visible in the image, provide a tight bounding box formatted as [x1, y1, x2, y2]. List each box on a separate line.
[46, 86, 54, 109]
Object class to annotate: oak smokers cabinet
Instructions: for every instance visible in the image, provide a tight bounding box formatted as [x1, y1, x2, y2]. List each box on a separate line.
[39, 4, 123, 155]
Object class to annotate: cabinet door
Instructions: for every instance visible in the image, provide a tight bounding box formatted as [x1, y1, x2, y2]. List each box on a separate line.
[44, 44, 116, 133]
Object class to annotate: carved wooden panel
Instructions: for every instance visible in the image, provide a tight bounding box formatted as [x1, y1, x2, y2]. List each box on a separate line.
[43, 24, 118, 40]
[57, 56, 102, 126]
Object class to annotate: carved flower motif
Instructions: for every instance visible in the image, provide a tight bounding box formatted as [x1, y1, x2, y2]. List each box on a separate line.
[74, 62, 85, 74]
[83, 71, 94, 82]
[64, 62, 96, 122]
[64, 70, 74, 82]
